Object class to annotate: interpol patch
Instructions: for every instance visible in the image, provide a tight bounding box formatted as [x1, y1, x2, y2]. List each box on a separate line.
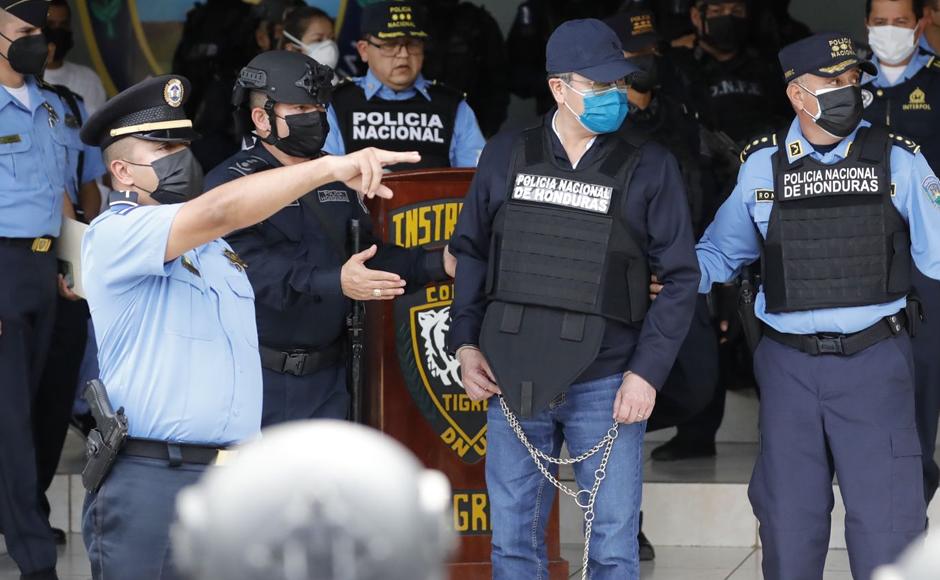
[924, 176, 940, 208]
[511, 172, 613, 214]
[317, 189, 350, 203]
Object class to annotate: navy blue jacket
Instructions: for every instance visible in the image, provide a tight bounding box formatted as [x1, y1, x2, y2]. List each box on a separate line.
[448, 112, 700, 389]
[205, 142, 446, 350]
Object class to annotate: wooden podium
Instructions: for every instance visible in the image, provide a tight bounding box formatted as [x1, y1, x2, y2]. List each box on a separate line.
[364, 168, 569, 579]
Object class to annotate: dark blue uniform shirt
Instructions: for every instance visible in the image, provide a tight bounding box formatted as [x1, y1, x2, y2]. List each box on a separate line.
[204, 141, 446, 350]
[449, 112, 700, 389]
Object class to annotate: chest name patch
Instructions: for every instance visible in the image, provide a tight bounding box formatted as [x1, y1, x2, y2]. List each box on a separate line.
[318, 189, 350, 203]
[351, 111, 446, 144]
[781, 166, 880, 200]
[512, 173, 612, 214]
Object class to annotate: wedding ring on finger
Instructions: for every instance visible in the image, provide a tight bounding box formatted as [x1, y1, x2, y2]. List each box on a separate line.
[372, 288, 382, 297]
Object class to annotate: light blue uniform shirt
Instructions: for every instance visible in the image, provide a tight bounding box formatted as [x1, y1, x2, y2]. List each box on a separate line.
[920, 34, 936, 55]
[82, 199, 262, 445]
[324, 69, 485, 167]
[0, 77, 78, 237]
[866, 49, 934, 88]
[63, 97, 106, 204]
[697, 118, 940, 335]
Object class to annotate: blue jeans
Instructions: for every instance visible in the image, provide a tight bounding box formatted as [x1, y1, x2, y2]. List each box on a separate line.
[486, 373, 646, 580]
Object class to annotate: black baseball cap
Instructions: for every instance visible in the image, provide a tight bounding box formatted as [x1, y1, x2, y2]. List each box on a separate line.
[604, 8, 661, 53]
[546, 19, 638, 83]
[81, 75, 199, 149]
[778, 32, 877, 82]
[360, 0, 428, 40]
[0, 0, 49, 27]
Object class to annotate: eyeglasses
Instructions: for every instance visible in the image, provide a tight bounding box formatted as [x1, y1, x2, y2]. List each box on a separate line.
[564, 78, 629, 96]
[365, 38, 425, 56]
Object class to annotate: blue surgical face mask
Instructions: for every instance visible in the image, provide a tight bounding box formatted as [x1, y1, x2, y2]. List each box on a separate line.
[562, 81, 629, 134]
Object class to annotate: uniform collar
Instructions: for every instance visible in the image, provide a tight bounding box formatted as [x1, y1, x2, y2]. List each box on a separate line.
[869, 49, 933, 87]
[249, 139, 283, 168]
[919, 34, 937, 55]
[0, 76, 43, 112]
[784, 117, 869, 164]
[361, 68, 430, 101]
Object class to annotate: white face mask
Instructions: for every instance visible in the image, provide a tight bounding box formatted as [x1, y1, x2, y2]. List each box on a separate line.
[283, 31, 340, 70]
[868, 25, 918, 66]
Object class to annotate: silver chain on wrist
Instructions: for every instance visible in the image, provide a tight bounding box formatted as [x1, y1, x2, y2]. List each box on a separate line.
[498, 396, 619, 580]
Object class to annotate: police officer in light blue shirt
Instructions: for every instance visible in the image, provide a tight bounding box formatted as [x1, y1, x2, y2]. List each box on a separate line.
[78, 74, 419, 580]
[696, 33, 940, 580]
[324, 0, 484, 169]
[0, 1, 94, 578]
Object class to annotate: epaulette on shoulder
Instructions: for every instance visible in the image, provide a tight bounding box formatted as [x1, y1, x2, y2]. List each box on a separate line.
[928, 55, 940, 72]
[227, 155, 271, 177]
[38, 80, 84, 103]
[427, 79, 467, 100]
[887, 132, 921, 155]
[739, 133, 778, 163]
[333, 76, 357, 93]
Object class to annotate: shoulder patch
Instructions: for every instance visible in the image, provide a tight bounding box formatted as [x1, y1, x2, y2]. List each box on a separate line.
[755, 189, 775, 202]
[887, 132, 921, 155]
[739, 134, 777, 163]
[227, 155, 271, 177]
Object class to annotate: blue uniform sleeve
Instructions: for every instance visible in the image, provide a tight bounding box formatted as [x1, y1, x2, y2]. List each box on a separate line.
[626, 147, 700, 389]
[449, 100, 486, 168]
[447, 133, 511, 351]
[78, 101, 105, 185]
[81, 204, 182, 294]
[891, 148, 940, 279]
[323, 105, 346, 156]
[695, 159, 765, 292]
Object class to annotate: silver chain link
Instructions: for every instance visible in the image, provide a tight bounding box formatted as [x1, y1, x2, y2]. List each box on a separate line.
[498, 397, 619, 580]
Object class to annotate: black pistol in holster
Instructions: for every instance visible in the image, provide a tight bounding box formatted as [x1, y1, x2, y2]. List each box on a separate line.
[82, 379, 128, 493]
[905, 293, 924, 338]
[346, 218, 366, 424]
[738, 277, 764, 353]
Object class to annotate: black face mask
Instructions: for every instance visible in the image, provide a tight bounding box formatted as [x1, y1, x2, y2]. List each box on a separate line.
[43, 28, 74, 62]
[269, 111, 329, 158]
[626, 54, 659, 93]
[128, 148, 205, 205]
[702, 15, 748, 53]
[0, 32, 48, 76]
[802, 84, 864, 139]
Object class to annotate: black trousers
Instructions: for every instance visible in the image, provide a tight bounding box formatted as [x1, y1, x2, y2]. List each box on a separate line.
[0, 244, 58, 575]
[911, 266, 940, 504]
[34, 297, 89, 521]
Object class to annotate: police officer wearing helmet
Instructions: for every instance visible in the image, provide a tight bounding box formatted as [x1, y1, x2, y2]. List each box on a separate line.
[79, 74, 417, 580]
[204, 50, 452, 425]
[448, 19, 699, 579]
[172, 421, 456, 580]
[862, 0, 940, 509]
[0, 0, 105, 577]
[324, 0, 485, 169]
[696, 33, 940, 579]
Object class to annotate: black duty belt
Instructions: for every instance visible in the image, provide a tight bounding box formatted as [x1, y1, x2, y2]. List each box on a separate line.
[122, 438, 224, 466]
[0, 236, 54, 253]
[763, 310, 907, 356]
[259, 340, 344, 376]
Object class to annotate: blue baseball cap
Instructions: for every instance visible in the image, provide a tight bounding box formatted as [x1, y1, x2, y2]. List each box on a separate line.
[546, 19, 638, 83]
[778, 32, 876, 82]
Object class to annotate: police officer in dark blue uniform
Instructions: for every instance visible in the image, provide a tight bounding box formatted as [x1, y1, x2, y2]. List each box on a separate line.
[0, 1, 94, 577]
[204, 50, 452, 426]
[449, 19, 699, 578]
[79, 73, 417, 580]
[697, 33, 940, 579]
[862, 0, 940, 508]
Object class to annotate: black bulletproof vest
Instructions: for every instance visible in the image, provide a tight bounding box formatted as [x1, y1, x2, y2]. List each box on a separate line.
[763, 125, 911, 313]
[331, 80, 459, 170]
[479, 126, 648, 418]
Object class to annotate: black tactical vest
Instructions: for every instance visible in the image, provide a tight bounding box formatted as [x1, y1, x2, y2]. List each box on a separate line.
[762, 125, 911, 313]
[480, 126, 649, 417]
[331, 79, 459, 170]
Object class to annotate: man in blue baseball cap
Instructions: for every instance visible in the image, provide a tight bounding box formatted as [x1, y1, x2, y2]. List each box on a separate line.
[448, 18, 699, 579]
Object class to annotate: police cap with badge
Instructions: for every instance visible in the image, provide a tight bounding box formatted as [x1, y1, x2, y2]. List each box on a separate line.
[232, 50, 334, 158]
[80, 75, 198, 149]
[360, 0, 429, 40]
[778, 32, 877, 84]
[480, 20, 648, 419]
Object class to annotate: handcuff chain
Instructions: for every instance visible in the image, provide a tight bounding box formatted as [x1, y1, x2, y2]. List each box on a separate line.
[499, 397, 619, 580]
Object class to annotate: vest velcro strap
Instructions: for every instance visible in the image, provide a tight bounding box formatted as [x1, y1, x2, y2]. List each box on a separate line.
[560, 312, 586, 342]
[500, 304, 525, 334]
[520, 381, 534, 417]
[857, 126, 886, 164]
